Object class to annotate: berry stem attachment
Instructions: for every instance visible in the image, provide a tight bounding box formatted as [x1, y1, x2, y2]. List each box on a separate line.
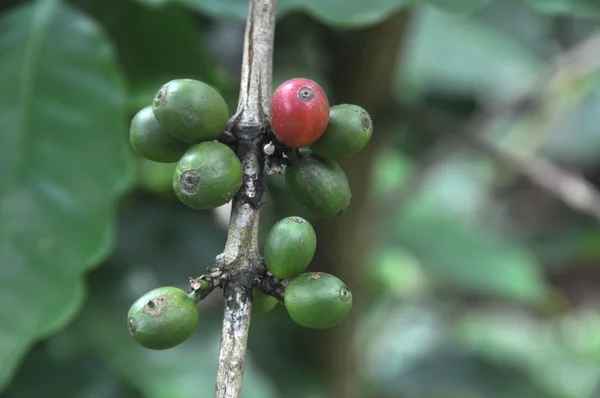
[189, 271, 221, 303]
[217, 130, 238, 146]
[214, 1, 277, 397]
[256, 273, 285, 301]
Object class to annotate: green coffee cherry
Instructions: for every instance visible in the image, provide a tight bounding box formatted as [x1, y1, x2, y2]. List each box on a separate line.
[252, 287, 279, 314]
[310, 104, 373, 159]
[152, 79, 229, 144]
[264, 216, 316, 279]
[173, 141, 243, 209]
[284, 272, 352, 329]
[137, 158, 177, 194]
[285, 153, 351, 217]
[129, 105, 190, 163]
[127, 286, 199, 350]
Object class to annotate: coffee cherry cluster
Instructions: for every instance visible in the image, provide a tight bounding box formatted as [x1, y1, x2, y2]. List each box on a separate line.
[261, 216, 353, 329]
[270, 78, 373, 216]
[129, 78, 242, 210]
[126, 76, 371, 349]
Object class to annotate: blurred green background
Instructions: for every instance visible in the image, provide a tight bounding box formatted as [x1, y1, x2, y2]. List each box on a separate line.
[2, 0, 600, 397]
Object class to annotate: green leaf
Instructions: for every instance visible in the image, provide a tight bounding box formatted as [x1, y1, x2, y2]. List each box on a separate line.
[136, 0, 600, 26]
[3, 342, 140, 398]
[392, 209, 548, 305]
[0, 0, 131, 388]
[357, 303, 550, 398]
[397, 8, 541, 101]
[80, 0, 234, 113]
[524, 0, 600, 17]
[381, 159, 548, 305]
[455, 309, 600, 398]
[281, 0, 409, 27]
[426, 0, 492, 14]
[367, 248, 429, 298]
[541, 80, 600, 167]
[136, 0, 410, 28]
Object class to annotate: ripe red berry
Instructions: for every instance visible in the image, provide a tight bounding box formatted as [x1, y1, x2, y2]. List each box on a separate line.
[269, 78, 330, 148]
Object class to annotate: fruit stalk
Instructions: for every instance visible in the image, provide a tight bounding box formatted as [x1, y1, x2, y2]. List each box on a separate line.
[256, 272, 285, 301]
[214, 1, 277, 397]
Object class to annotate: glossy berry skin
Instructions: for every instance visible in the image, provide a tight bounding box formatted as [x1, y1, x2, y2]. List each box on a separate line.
[173, 141, 243, 210]
[130, 106, 190, 163]
[264, 216, 316, 279]
[127, 287, 199, 350]
[284, 272, 352, 329]
[310, 104, 373, 159]
[252, 287, 279, 314]
[269, 78, 330, 148]
[152, 79, 229, 144]
[285, 152, 351, 217]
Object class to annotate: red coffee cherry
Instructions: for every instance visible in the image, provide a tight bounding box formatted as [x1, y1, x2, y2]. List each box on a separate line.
[269, 78, 330, 148]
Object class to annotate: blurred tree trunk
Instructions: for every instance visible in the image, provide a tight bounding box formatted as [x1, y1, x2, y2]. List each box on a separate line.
[311, 10, 412, 398]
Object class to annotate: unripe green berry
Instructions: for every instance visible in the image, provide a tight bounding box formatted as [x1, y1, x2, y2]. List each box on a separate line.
[252, 287, 279, 314]
[264, 216, 316, 279]
[137, 158, 177, 194]
[173, 141, 243, 210]
[152, 79, 229, 144]
[129, 106, 190, 163]
[285, 153, 351, 217]
[284, 272, 352, 329]
[310, 104, 373, 159]
[127, 286, 199, 350]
